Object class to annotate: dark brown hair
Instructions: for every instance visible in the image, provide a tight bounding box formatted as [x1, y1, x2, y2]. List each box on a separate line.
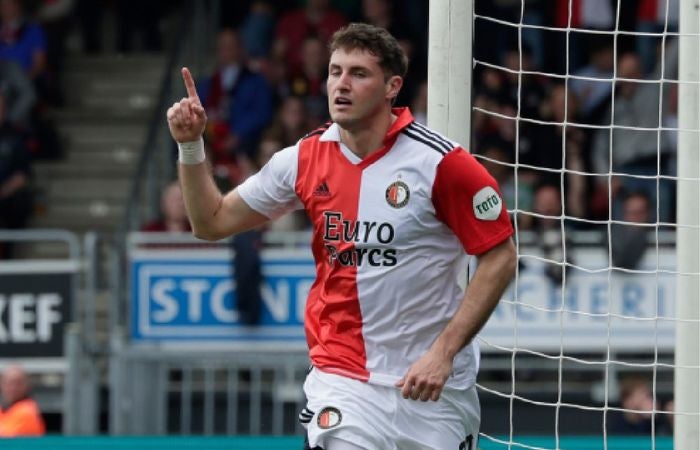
[329, 22, 408, 79]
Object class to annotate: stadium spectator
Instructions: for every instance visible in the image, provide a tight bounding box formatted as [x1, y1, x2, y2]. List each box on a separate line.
[253, 133, 310, 234]
[36, 0, 74, 104]
[479, 141, 534, 230]
[0, 91, 33, 258]
[569, 36, 615, 123]
[519, 84, 587, 221]
[232, 227, 264, 325]
[360, 0, 394, 31]
[0, 365, 45, 437]
[200, 28, 273, 166]
[273, 0, 346, 76]
[0, 0, 55, 102]
[610, 191, 652, 271]
[254, 132, 282, 169]
[529, 184, 573, 285]
[141, 181, 191, 232]
[0, 59, 36, 127]
[590, 49, 677, 222]
[501, 45, 547, 121]
[554, 0, 615, 72]
[472, 67, 510, 149]
[287, 35, 329, 124]
[265, 95, 313, 148]
[239, 0, 275, 61]
[609, 376, 671, 435]
[360, 0, 425, 107]
[637, 0, 679, 74]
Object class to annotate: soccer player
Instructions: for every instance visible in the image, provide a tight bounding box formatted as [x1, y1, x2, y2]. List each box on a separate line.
[168, 23, 516, 450]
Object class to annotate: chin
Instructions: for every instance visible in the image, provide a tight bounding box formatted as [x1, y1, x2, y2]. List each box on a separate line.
[330, 112, 353, 128]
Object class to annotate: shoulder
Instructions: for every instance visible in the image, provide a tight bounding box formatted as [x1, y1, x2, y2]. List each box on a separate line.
[7, 398, 40, 415]
[399, 121, 459, 158]
[300, 121, 333, 142]
[436, 147, 495, 186]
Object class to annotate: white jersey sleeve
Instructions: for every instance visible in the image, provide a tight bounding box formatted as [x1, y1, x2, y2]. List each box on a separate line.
[236, 144, 303, 219]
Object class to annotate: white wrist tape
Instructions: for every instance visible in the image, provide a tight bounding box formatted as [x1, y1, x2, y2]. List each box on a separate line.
[178, 138, 206, 165]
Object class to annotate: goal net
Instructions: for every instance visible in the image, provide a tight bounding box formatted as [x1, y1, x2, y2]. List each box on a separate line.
[427, 1, 699, 448]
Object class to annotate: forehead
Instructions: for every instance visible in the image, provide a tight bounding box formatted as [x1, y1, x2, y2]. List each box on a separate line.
[329, 47, 381, 68]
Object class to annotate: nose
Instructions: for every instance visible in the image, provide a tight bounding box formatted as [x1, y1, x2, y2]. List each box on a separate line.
[335, 71, 351, 91]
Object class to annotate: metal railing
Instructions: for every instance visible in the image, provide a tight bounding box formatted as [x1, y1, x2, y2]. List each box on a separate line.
[109, 348, 309, 435]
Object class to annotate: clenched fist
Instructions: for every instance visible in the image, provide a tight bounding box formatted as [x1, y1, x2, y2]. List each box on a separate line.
[166, 67, 207, 143]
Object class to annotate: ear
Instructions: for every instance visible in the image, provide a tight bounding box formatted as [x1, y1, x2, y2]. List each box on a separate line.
[385, 75, 403, 102]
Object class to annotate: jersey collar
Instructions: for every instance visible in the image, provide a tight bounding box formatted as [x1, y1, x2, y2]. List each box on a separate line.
[319, 107, 415, 143]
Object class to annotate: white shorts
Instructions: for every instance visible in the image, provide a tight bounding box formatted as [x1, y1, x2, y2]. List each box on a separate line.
[299, 367, 480, 450]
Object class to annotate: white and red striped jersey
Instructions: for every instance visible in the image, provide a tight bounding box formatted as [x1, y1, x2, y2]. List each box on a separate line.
[238, 108, 513, 389]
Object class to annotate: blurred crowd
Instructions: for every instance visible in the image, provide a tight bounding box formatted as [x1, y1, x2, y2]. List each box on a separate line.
[0, 0, 182, 257]
[181, 0, 679, 279]
[0, 0, 680, 270]
[473, 0, 678, 235]
[0, 0, 64, 257]
[195, 0, 678, 244]
[198, 0, 429, 227]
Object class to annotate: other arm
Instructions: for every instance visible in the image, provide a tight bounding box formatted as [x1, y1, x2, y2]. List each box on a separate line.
[396, 147, 517, 401]
[396, 238, 516, 401]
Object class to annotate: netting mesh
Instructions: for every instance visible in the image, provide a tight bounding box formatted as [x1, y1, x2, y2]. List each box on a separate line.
[468, 1, 698, 447]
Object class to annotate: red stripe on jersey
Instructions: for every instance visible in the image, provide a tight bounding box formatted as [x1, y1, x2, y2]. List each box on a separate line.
[296, 136, 369, 381]
[432, 148, 513, 255]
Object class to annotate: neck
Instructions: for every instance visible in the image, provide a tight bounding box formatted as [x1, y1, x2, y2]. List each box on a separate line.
[339, 109, 396, 159]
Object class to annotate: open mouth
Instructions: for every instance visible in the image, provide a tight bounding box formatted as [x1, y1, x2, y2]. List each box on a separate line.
[334, 97, 352, 106]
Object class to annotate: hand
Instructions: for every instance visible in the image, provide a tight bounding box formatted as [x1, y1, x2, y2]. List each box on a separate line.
[395, 349, 453, 401]
[167, 67, 207, 143]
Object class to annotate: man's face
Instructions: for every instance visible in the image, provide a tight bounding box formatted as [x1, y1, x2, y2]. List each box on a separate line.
[216, 30, 241, 66]
[1, 367, 28, 405]
[327, 48, 398, 130]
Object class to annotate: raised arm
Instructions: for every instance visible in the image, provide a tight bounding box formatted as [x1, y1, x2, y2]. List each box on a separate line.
[166, 68, 269, 240]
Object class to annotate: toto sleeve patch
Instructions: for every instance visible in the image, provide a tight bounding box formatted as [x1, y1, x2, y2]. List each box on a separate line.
[472, 186, 502, 221]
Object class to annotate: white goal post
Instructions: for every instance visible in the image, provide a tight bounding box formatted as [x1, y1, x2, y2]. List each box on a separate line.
[675, 0, 700, 448]
[427, 0, 699, 448]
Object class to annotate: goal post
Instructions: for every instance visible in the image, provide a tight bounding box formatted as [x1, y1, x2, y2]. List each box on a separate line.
[675, 1, 700, 449]
[428, 0, 700, 447]
[427, 0, 472, 144]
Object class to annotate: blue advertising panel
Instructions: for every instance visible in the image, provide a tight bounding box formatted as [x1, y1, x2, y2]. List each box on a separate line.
[130, 249, 314, 346]
[130, 246, 676, 351]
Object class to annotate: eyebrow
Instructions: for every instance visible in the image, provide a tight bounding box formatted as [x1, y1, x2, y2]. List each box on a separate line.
[329, 63, 372, 71]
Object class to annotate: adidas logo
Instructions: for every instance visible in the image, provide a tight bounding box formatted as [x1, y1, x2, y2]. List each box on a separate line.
[313, 181, 331, 197]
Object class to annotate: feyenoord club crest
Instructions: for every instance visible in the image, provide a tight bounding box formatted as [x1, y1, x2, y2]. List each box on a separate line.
[317, 406, 342, 429]
[386, 180, 410, 208]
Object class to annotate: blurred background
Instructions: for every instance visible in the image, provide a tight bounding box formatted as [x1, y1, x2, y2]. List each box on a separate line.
[0, 0, 682, 447]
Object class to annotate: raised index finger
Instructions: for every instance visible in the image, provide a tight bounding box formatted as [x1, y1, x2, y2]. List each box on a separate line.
[181, 67, 200, 102]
